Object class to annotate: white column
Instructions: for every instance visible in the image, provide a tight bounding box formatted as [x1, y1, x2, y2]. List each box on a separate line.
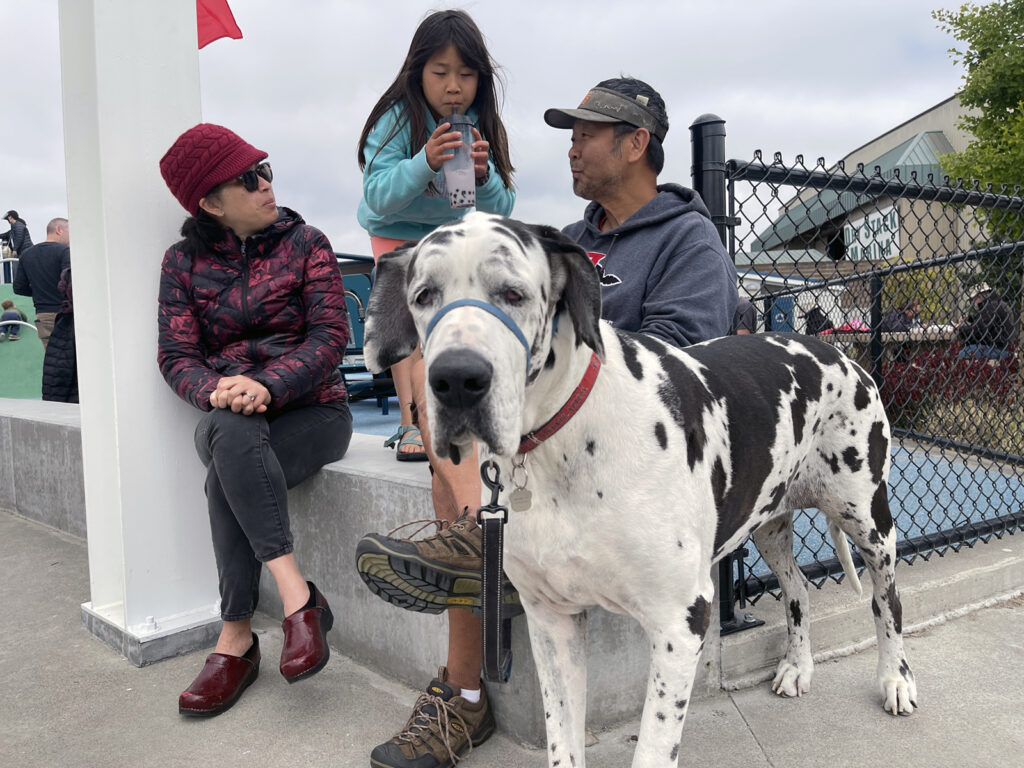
[59, 0, 221, 664]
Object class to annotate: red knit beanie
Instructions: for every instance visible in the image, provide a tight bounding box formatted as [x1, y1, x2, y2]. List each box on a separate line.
[159, 123, 268, 215]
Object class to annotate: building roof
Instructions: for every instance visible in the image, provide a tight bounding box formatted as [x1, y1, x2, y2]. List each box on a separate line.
[752, 130, 955, 252]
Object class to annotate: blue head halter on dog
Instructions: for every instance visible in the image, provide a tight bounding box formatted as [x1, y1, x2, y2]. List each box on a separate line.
[424, 298, 532, 376]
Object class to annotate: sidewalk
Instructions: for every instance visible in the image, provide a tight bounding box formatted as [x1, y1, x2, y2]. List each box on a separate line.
[2, 509, 1022, 768]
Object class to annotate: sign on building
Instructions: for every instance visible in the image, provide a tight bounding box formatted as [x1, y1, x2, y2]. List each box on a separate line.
[843, 205, 900, 261]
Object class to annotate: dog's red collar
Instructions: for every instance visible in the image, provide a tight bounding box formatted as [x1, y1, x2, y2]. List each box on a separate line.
[517, 352, 601, 454]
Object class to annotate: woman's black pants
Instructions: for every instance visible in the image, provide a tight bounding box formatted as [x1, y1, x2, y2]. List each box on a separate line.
[193, 401, 352, 620]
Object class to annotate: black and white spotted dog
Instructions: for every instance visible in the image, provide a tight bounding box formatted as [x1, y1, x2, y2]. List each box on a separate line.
[363, 211, 917, 768]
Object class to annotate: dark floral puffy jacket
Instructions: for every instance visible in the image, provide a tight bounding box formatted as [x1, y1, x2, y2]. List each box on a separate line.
[158, 208, 349, 411]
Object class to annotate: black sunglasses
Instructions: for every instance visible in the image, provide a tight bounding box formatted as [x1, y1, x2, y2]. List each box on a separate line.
[234, 162, 273, 192]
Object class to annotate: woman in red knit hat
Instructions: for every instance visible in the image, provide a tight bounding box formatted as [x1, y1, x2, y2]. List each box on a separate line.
[157, 123, 353, 717]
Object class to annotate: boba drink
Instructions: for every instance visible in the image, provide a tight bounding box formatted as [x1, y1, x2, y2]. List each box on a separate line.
[442, 112, 476, 209]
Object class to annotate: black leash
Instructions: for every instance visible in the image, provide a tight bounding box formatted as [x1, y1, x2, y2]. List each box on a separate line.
[478, 460, 513, 683]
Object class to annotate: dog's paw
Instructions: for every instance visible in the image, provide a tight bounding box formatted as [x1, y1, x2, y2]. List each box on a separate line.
[770, 659, 812, 698]
[879, 669, 918, 716]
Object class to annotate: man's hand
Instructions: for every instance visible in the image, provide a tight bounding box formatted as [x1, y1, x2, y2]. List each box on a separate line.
[209, 375, 270, 415]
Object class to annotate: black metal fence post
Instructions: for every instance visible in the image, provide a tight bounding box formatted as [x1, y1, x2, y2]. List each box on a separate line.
[869, 273, 884, 387]
[690, 114, 729, 245]
[690, 114, 763, 635]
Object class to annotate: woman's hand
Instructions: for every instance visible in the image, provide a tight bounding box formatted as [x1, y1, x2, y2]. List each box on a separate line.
[425, 122, 463, 172]
[471, 128, 490, 180]
[210, 375, 270, 415]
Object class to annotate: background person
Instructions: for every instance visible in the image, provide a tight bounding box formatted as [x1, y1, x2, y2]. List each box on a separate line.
[956, 282, 1017, 360]
[732, 295, 756, 334]
[354, 9, 516, 767]
[880, 299, 921, 333]
[0, 299, 27, 340]
[879, 298, 922, 363]
[12, 216, 67, 350]
[40, 267, 77, 402]
[3, 210, 32, 282]
[1, 231, 11, 282]
[158, 123, 353, 718]
[803, 304, 833, 335]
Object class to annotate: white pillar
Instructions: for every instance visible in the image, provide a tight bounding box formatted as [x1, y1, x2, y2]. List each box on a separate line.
[59, 0, 221, 664]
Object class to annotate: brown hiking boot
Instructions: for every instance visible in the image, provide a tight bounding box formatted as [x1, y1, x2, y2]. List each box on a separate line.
[370, 667, 495, 768]
[356, 513, 521, 616]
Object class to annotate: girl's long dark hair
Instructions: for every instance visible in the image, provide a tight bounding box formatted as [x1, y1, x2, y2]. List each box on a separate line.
[357, 9, 514, 189]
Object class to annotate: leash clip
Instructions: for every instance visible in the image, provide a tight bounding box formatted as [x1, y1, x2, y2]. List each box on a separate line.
[477, 460, 508, 524]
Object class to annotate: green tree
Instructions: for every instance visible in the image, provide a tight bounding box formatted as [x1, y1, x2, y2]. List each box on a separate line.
[934, 0, 1024, 320]
[935, 0, 1024, 197]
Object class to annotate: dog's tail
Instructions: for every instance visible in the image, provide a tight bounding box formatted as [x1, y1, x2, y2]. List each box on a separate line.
[828, 521, 864, 598]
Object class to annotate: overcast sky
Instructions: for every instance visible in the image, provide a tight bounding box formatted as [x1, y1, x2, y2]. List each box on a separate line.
[2, 0, 969, 255]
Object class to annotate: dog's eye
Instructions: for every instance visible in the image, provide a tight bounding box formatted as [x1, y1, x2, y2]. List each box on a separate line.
[414, 289, 433, 307]
[503, 289, 523, 305]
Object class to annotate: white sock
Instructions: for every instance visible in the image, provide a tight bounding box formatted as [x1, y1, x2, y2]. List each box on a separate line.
[460, 687, 481, 704]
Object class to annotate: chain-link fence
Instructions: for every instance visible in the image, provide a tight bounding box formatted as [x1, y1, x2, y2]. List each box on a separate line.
[690, 116, 1024, 628]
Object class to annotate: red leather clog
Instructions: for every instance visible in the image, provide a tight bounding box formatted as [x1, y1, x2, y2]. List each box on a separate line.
[179, 632, 260, 717]
[280, 581, 334, 683]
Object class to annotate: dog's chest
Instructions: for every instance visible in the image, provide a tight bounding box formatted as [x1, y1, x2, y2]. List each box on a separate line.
[502, 508, 629, 613]
[497, 452, 706, 614]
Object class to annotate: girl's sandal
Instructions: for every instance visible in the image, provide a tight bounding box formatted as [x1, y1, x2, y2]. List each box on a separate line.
[384, 425, 429, 462]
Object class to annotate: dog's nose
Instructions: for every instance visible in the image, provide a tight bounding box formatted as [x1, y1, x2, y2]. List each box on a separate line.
[429, 349, 493, 409]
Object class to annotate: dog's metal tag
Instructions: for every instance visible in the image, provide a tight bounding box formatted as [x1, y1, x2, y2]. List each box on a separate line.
[509, 487, 533, 512]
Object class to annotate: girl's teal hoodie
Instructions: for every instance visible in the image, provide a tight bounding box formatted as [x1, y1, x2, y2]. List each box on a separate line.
[358, 103, 515, 241]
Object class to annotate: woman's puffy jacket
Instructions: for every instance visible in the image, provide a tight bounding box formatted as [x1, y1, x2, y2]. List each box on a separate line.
[158, 208, 349, 411]
[42, 267, 78, 403]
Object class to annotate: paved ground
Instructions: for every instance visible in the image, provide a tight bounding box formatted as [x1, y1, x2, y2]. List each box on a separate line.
[2, 509, 1023, 768]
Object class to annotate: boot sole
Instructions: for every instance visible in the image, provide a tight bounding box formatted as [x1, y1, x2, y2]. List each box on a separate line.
[356, 537, 522, 617]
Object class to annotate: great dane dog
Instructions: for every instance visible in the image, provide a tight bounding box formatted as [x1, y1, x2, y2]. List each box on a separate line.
[363, 211, 917, 768]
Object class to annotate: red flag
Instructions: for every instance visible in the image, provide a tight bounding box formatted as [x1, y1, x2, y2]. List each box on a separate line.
[197, 0, 242, 49]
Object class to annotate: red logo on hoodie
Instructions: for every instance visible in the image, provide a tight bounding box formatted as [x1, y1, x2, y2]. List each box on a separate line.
[587, 251, 621, 286]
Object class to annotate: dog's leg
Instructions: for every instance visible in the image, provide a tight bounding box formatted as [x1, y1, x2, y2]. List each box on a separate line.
[631, 587, 713, 768]
[830, 482, 918, 715]
[525, 607, 589, 768]
[751, 513, 814, 698]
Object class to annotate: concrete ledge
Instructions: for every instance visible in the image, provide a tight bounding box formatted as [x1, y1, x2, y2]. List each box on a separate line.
[0, 400, 86, 537]
[2, 399, 1022, 745]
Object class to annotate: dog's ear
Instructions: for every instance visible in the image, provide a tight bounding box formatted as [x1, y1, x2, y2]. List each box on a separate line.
[528, 224, 604, 358]
[363, 241, 419, 373]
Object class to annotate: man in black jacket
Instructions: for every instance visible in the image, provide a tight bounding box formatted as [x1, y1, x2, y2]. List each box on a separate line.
[957, 282, 1017, 360]
[13, 217, 70, 351]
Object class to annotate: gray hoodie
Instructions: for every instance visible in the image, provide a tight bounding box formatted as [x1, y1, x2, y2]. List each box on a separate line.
[563, 183, 736, 348]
